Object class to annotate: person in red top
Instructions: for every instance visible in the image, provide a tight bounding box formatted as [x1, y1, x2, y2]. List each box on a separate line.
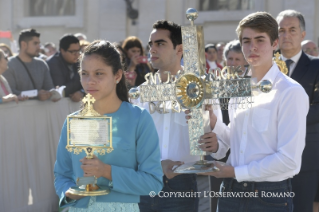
[205, 44, 223, 73]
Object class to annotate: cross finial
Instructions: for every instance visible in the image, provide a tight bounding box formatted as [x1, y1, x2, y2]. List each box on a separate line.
[80, 94, 100, 116]
[82, 94, 95, 108]
[274, 52, 281, 61]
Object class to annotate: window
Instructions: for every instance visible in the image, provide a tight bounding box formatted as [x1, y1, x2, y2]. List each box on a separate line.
[28, 0, 75, 16]
[199, 0, 254, 11]
[15, 0, 83, 28]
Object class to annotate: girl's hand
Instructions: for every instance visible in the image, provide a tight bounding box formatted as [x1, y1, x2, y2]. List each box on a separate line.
[80, 155, 112, 180]
[65, 190, 84, 200]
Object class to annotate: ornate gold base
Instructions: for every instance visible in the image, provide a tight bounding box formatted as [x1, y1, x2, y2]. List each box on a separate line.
[68, 186, 110, 196]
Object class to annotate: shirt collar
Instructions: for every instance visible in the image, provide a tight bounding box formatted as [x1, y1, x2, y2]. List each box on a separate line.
[258, 62, 280, 85]
[281, 50, 302, 63]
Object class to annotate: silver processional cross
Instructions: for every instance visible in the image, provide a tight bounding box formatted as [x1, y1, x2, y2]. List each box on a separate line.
[129, 8, 272, 173]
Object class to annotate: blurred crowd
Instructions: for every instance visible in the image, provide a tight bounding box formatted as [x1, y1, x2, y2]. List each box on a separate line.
[0, 27, 318, 106]
[1, 8, 319, 212]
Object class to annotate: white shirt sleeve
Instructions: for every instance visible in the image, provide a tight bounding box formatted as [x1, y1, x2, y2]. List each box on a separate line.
[235, 86, 309, 182]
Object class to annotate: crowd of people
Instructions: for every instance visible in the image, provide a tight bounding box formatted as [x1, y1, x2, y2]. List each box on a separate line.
[0, 8, 318, 212]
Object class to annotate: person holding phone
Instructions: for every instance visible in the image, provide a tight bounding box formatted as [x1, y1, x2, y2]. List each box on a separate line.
[122, 36, 153, 89]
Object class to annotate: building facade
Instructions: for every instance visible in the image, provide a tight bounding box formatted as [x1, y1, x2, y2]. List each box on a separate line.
[0, 0, 318, 50]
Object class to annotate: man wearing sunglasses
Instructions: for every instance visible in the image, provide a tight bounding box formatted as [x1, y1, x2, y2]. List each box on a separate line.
[47, 34, 84, 102]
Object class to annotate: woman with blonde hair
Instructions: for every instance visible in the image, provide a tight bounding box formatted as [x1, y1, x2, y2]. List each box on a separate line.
[0, 43, 14, 57]
[0, 49, 19, 103]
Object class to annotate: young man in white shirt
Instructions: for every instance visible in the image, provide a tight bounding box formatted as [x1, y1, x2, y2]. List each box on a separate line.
[196, 12, 309, 211]
[134, 20, 222, 212]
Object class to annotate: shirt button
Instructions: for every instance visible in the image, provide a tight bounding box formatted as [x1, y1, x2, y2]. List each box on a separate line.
[165, 127, 168, 130]
[164, 145, 167, 148]
[240, 150, 243, 153]
[243, 132, 246, 135]
[243, 183, 247, 187]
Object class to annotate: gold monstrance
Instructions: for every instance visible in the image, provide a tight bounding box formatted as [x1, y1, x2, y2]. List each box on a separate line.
[66, 94, 113, 196]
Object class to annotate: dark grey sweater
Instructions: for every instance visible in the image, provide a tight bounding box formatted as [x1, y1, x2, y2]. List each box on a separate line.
[3, 56, 54, 95]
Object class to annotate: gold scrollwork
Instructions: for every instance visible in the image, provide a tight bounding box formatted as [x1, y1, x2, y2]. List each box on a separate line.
[175, 74, 204, 108]
[66, 94, 113, 159]
[273, 52, 288, 75]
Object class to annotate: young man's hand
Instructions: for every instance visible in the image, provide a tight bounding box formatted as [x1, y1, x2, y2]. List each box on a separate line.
[161, 159, 183, 179]
[199, 162, 235, 178]
[198, 132, 219, 153]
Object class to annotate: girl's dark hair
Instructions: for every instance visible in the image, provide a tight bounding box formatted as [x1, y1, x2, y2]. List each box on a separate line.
[114, 42, 128, 71]
[80, 40, 129, 102]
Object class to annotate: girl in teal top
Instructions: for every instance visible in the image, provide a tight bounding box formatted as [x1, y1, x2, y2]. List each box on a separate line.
[54, 40, 163, 211]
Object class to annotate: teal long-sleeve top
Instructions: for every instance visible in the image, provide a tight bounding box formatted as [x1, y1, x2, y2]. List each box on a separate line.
[54, 101, 163, 208]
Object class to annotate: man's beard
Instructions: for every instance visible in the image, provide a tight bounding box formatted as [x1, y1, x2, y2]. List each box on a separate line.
[25, 50, 38, 58]
[150, 61, 161, 70]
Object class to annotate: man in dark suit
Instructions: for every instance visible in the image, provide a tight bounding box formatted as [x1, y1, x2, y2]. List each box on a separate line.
[47, 34, 83, 102]
[277, 10, 319, 212]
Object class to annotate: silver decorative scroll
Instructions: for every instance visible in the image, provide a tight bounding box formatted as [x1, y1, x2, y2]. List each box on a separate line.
[182, 26, 206, 76]
[140, 84, 176, 103]
[188, 109, 205, 155]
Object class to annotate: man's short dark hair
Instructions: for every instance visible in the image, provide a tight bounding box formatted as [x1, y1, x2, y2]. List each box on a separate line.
[59, 34, 79, 51]
[152, 20, 182, 49]
[18, 28, 40, 48]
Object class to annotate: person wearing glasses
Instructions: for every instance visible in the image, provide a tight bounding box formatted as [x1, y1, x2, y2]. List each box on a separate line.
[47, 34, 84, 102]
[3, 29, 56, 102]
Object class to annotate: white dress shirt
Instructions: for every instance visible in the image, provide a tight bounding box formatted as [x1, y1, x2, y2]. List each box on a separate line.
[212, 63, 309, 182]
[281, 50, 302, 77]
[132, 86, 223, 163]
[207, 60, 218, 70]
